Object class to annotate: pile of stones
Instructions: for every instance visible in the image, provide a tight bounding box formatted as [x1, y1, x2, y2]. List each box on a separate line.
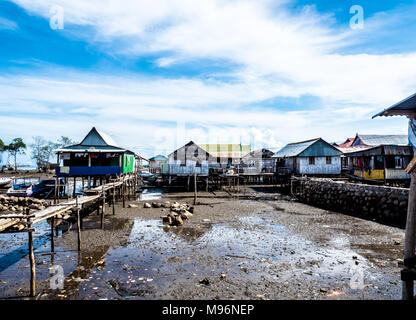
[143, 201, 194, 226]
[0, 195, 50, 214]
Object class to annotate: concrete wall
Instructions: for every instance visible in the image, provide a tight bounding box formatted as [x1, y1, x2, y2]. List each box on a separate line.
[291, 177, 408, 227]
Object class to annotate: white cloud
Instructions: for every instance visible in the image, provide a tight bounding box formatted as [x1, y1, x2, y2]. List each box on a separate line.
[2, 0, 414, 162]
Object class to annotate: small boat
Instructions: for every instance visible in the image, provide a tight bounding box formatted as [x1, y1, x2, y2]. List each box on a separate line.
[27, 179, 64, 199]
[6, 182, 31, 197]
[0, 177, 13, 188]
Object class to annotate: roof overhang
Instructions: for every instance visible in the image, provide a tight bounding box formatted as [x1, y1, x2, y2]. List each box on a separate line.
[373, 92, 416, 118]
[55, 148, 127, 153]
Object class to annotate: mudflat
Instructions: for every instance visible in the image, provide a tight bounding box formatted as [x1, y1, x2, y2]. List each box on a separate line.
[0, 188, 404, 300]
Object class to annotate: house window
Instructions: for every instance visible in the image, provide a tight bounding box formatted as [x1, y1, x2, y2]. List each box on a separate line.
[309, 157, 315, 165]
[326, 156, 331, 164]
[395, 156, 403, 169]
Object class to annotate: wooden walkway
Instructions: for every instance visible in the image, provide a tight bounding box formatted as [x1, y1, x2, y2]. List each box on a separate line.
[0, 195, 101, 233]
[0, 173, 137, 297]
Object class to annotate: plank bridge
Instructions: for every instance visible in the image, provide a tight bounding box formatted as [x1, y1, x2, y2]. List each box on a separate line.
[0, 173, 137, 298]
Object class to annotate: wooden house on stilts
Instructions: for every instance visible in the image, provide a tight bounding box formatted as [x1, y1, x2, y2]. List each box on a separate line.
[55, 127, 138, 190]
[272, 138, 342, 176]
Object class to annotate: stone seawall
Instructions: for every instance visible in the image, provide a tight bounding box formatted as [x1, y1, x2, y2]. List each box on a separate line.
[291, 178, 409, 227]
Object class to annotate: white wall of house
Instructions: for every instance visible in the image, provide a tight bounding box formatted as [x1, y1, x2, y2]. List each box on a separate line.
[283, 158, 295, 170]
[297, 156, 341, 175]
[165, 155, 209, 175]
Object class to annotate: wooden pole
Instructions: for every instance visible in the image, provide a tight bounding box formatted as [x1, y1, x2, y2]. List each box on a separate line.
[66, 178, 69, 200]
[403, 170, 416, 300]
[194, 170, 197, 205]
[122, 182, 125, 208]
[73, 177, 76, 197]
[101, 186, 105, 229]
[127, 179, 131, 201]
[112, 182, 116, 215]
[54, 176, 58, 205]
[76, 196, 81, 251]
[51, 216, 55, 253]
[27, 208, 35, 297]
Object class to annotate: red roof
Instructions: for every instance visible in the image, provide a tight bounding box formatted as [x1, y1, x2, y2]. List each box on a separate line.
[337, 138, 354, 148]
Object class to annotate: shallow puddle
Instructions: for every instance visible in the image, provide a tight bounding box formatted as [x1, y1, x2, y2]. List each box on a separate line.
[138, 188, 163, 201]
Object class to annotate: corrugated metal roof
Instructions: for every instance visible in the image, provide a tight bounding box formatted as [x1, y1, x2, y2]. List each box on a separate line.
[273, 138, 342, 158]
[344, 145, 412, 157]
[337, 138, 354, 148]
[336, 146, 372, 154]
[373, 92, 416, 118]
[149, 154, 167, 161]
[55, 127, 135, 155]
[167, 141, 215, 159]
[272, 138, 319, 158]
[199, 144, 251, 152]
[355, 134, 408, 146]
[80, 127, 118, 147]
[242, 149, 274, 160]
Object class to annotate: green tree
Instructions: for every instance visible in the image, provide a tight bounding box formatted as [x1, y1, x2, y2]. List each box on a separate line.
[7, 138, 26, 171]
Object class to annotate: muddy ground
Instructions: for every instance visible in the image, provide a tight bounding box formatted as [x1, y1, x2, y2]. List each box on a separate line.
[0, 170, 53, 179]
[0, 187, 406, 300]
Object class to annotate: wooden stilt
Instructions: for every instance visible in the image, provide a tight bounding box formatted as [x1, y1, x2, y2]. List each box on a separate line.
[76, 196, 81, 251]
[27, 208, 35, 297]
[101, 186, 105, 229]
[112, 183, 116, 215]
[194, 171, 197, 205]
[54, 176, 58, 205]
[122, 183, 125, 208]
[127, 180, 131, 201]
[51, 216, 55, 253]
[403, 170, 416, 300]
[73, 177, 76, 197]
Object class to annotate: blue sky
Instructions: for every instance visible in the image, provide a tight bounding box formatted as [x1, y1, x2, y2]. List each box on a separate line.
[1, 0, 416, 165]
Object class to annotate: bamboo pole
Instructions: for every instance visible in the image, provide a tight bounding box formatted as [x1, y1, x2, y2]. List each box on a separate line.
[403, 170, 416, 300]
